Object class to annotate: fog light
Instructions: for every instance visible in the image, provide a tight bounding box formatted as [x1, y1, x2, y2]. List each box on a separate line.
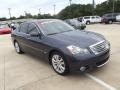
[80, 67, 86, 71]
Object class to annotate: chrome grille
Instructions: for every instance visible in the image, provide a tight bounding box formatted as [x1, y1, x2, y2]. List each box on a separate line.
[90, 40, 109, 55]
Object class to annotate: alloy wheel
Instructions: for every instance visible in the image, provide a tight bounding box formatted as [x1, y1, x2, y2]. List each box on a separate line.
[15, 42, 20, 53]
[51, 54, 66, 74]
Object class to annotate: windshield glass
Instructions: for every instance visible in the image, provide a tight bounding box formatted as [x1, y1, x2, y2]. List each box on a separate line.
[70, 19, 79, 24]
[0, 24, 8, 28]
[39, 20, 75, 35]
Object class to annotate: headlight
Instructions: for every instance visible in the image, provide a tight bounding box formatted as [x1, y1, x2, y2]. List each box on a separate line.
[67, 45, 89, 55]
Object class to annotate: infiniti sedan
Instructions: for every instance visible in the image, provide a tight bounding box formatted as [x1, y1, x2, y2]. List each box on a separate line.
[11, 19, 110, 75]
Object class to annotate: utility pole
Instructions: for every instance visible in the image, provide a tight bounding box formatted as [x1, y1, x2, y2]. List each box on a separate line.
[24, 11, 28, 18]
[69, 0, 72, 6]
[112, 0, 115, 13]
[69, 0, 72, 18]
[53, 4, 56, 15]
[24, 11, 27, 16]
[92, 0, 96, 15]
[8, 8, 12, 21]
[39, 8, 41, 14]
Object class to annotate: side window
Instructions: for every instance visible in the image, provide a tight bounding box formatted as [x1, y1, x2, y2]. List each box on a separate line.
[91, 16, 95, 19]
[96, 16, 100, 18]
[84, 17, 90, 19]
[19, 23, 28, 33]
[107, 14, 112, 17]
[27, 23, 39, 35]
[113, 14, 118, 17]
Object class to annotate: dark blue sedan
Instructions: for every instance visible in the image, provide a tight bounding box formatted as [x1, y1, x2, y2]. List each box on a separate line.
[11, 19, 110, 75]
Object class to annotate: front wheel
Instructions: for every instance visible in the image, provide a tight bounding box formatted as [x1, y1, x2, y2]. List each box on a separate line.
[14, 41, 23, 54]
[86, 21, 90, 25]
[50, 52, 69, 75]
[108, 20, 113, 24]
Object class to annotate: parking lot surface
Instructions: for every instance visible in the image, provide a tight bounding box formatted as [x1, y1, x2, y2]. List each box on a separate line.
[0, 24, 120, 90]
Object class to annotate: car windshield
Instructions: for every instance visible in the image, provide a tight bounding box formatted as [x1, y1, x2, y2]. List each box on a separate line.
[0, 24, 8, 29]
[70, 19, 79, 23]
[39, 20, 75, 35]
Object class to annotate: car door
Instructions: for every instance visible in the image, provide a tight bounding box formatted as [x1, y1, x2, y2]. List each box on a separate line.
[16, 23, 29, 52]
[96, 16, 101, 23]
[25, 23, 45, 59]
[91, 16, 96, 23]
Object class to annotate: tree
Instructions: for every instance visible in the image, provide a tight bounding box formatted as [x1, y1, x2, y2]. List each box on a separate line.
[58, 4, 93, 19]
[10, 17, 16, 20]
[17, 15, 25, 19]
[58, 0, 120, 19]
[95, 0, 120, 16]
[0, 17, 7, 21]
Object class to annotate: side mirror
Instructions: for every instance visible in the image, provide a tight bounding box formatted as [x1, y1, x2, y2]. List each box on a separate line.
[11, 26, 16, 30]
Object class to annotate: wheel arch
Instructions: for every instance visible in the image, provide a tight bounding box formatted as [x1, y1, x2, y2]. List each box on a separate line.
[13, 40, 17, 46]
[48, 49, 65, 64]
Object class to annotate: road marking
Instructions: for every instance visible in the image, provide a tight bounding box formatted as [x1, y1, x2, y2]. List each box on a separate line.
[85, 73, 118, 90]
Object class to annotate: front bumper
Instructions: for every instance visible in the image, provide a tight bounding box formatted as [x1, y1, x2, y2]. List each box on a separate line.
[66, 49, 110, 72]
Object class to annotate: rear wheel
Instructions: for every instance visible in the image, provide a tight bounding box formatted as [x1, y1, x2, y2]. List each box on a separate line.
[50, 52, 69, 75]
[108, 20, 113, 24]
[14, 41, 23, 54]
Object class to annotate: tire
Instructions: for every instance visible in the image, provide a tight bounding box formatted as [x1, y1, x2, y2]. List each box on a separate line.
[108, 20, 113, 24]
[81, 26, 86, 30]
[50, 52, 69, 75]
[86, 21, 90, 25]
[14, 41, 23, 54]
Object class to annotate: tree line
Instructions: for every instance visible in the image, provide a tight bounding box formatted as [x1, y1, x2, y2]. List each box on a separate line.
[0, 0, 120, 21]
[58, 0, 120, 19]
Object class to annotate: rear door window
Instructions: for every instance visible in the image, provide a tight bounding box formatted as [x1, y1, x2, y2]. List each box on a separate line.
[19, 23, 29, 33]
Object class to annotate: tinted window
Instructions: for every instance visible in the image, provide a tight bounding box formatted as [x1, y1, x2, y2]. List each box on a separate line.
[39, 20, 74, 35]
[113, 13, 118, 17]
[96, 16, 100, 18]
[19, 23, 28, 33]
[28, 23, 39, 35]
[107, 14, 112, 17]
[84, 17, 90, 19]
[91, 16, 95, 19]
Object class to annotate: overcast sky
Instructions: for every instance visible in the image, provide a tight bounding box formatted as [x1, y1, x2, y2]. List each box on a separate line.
[0, 0, 106, 18]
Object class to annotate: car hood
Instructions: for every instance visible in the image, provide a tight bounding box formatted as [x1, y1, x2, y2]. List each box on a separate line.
[48, 30, 105, 48]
